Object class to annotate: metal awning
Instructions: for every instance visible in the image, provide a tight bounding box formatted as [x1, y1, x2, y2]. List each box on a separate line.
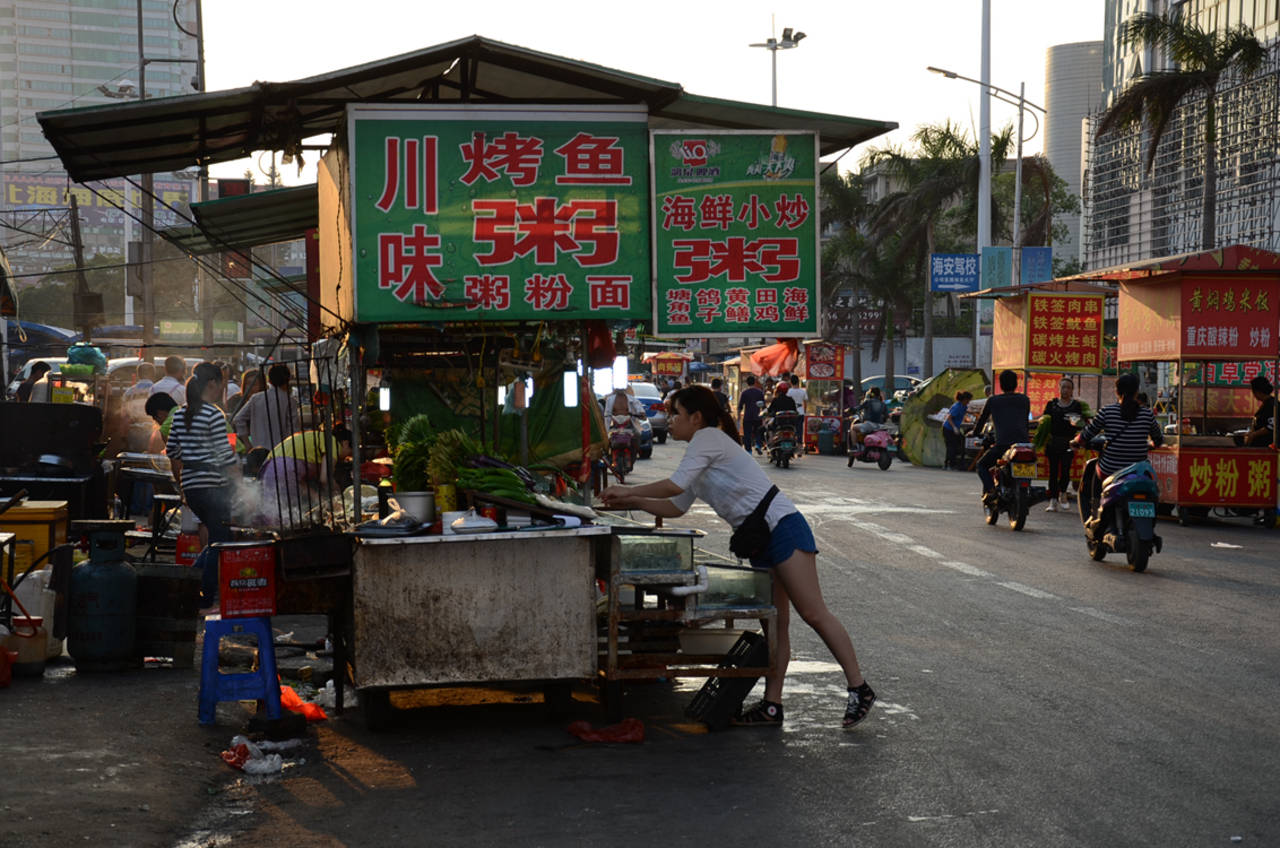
[161, 185, 317, 255]
[38, 35, 896, 182]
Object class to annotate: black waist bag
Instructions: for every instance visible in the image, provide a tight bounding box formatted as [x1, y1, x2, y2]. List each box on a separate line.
[729, 485, 780, 560]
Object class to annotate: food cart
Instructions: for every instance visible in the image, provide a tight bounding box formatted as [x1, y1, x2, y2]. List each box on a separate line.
[987, 285, 1111, 486]
[799, 341, 844, 453]
[1103, 245, 1280, 524]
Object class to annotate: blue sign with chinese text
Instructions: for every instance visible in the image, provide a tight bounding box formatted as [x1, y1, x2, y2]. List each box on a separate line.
[1020, 246, 1054, 284]
[929, 253, 980, 292]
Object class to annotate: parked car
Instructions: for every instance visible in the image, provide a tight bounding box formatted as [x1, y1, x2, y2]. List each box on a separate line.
[628, 381, 668, 444]
[5, 357, 69, 399]
[859, 374, 921, 397]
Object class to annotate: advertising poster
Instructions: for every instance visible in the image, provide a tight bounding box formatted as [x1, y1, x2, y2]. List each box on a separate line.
[1025, 293, 1104, 373]
[651, 130, 819, 337]
[349, 104, 651, 323]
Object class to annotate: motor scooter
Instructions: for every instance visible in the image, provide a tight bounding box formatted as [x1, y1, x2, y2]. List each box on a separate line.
[766, 411, 802, 468]
[981, 442, 1039, 531]
[845, 411, 894, 470]
[1077, 439, 1163, 572]
[606, 414, 636, 482]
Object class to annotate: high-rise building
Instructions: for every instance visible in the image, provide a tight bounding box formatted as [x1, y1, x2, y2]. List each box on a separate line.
[1083, 0, 1280, 269]
[0, 1, 199, 283]
[1044, 40, 1103, 269]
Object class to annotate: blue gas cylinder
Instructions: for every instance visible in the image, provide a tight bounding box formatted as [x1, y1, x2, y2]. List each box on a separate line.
[67, 520, 139, 672]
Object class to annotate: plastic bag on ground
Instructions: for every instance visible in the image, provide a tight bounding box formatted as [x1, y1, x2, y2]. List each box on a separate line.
[280, 683, 328, 721]
[566, 717, 645, 743]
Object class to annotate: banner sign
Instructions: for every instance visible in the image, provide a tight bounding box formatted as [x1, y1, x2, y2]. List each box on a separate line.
[804, 342, 843, 381]
[651, 357, 684, 376]
[930, 253, 980, 292]
[1184, 361, 1278, 386]
[981, 246, 1013, 288]
[1020, 246, 1054, 284]
[1026, 293, 1104, 372]
[1150, 446, 1276, 507]
[349, 104, 651, 323]
[1180, 276, 1278, 359]
[651, 130, 819, 337]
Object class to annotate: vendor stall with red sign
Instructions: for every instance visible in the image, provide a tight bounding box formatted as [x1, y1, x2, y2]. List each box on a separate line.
[1106, 246, 1280, 524]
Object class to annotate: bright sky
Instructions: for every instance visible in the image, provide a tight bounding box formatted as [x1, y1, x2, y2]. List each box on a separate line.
[201, 0, 1105, 184]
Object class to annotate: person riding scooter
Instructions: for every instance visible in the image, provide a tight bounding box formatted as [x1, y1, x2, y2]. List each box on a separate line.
[851, 387, 889, 441]
[972, 370, 1031, 505]
[1070, 373, 1163, 530]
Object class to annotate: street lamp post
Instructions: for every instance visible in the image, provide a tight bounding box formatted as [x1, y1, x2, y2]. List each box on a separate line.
[749, 26, 806, 107]
[927, 64, 1046, 363]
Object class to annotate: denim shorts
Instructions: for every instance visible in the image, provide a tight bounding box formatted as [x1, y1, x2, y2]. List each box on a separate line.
[749, 511, 818, 569]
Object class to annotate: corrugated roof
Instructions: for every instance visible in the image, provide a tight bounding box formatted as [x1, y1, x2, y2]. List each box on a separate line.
[161, 185, 317, 255]
[38, 35, 896, 182]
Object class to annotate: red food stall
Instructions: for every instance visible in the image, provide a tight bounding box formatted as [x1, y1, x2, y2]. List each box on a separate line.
[1103, 246, 1280, 523]
[990, 286, 1112, 485]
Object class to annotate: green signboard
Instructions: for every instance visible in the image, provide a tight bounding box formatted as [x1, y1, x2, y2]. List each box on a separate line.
[651, 130, 819, 337]
[349, 105, 651, 323]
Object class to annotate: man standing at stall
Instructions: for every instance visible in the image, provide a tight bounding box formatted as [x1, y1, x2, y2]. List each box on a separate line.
[1244, 375, 1276, 447]
[149, 356, 188, 407]
[737, 375, 766, 454]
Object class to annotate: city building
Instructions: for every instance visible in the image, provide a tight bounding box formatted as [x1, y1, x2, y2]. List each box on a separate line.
[1043, 40, 1102, 269]
[1082, 0, 1280, 269]
[0, 1, 201, 284]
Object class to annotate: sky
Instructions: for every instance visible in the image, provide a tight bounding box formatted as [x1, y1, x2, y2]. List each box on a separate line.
[201, 0, 1106, 184]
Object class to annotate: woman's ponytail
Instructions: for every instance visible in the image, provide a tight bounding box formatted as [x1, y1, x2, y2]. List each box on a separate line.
[183, 362, 222, 428]
[671, 385, 741, 444]
[1116, 372, 1139, 422]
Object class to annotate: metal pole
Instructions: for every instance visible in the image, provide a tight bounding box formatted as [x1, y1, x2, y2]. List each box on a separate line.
[976, 0, 991, 370]
[771, 42, 778, 107]
[138, 1, 155, 354]
[1013, 81, 1025, 285]
[196, 0, 212, 348]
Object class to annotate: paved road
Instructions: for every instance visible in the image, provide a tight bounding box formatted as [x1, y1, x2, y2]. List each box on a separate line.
[197, 441, 1279, 847]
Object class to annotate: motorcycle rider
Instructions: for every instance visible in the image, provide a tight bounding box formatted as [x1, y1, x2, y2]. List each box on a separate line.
[604, 386, 646, 444]
[972, 369, 1031, 504]
[1071, 373, 1163, 524]
[853, 386, 889, 437]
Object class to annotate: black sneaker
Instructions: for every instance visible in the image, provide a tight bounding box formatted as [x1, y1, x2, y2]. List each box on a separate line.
[731, 699, 783, 727]
[843, 683, 876, 729]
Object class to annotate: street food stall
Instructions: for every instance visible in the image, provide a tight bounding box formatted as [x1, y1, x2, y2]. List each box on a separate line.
[799, 341, 844, 452]
[1104, 245, 1280, 524]
[38, 34, 895, 721]
[978, 286, 1112, 483]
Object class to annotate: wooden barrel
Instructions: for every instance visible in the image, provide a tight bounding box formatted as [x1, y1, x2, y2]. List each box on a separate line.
[134, 564, 200, 668]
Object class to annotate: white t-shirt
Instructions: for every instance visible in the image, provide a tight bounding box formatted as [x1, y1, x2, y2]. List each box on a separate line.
[150, 374, 187, 406]
[668, 427, 797, 530]
[787, 386, 809, 410]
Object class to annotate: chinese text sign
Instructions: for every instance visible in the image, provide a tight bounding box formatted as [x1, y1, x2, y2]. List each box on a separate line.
[804, 343, 843, 381]
[349, 105, 651, 323]
[651, 131, 819, 337]
[1180, 276, 1279, 358]
[930, 253, 979, 292]
[1025, 293, 1104, 373]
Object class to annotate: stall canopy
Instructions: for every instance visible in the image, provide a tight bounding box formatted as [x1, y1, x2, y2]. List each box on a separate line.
[162, 184, 317, 256]
[37, 35, 897, 183]
[750, 340, 800, 376]
[1060, 244, 1280, 284]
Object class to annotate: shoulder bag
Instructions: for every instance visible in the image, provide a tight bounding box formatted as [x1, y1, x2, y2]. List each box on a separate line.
[729, 485, 780, 560]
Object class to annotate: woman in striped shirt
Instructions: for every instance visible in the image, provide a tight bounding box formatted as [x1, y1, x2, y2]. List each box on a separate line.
[1072, 373, 1163, 478]
[167, 362, 241, 607]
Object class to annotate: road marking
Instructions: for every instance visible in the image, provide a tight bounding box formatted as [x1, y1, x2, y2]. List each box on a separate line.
[1069, 606, 1131, 625]
[997, 581, 1058, 600]
[909, 545, 944, 559]
[940, 560, 992, 578]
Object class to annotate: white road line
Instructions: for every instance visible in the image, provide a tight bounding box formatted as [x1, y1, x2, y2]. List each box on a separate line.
[997, 581, 1058, 600]
[909, 545, 945, 559]
[940, 560, 993, 578]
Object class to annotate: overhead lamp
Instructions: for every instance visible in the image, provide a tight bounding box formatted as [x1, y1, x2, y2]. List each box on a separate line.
[377, 386, 391, 412]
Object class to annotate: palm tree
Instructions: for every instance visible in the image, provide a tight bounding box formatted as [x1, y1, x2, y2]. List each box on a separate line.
[865, 122, 1014, 378]
[1097, 11, 1266, 251]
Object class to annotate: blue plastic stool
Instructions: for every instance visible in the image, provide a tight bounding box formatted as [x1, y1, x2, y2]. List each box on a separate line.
[198, 616, 282, 725]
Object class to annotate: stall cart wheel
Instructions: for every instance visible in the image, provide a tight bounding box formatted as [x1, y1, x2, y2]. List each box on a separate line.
[1088, 538, 1108, 561]
[362, 688, 393, 731]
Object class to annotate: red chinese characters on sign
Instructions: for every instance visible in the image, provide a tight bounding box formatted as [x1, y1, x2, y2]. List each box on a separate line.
[379, 224, 445, 303]
[1025, 373, 1065, 415]
[1026, 293, 1104, 373]
[670, 237, 800, 284]
[1166, 448, 1277, 507]
[1181, 277, 1279, 358]
[804, 343, 843, 381]
[459, 131, 544, 187]
[464, 274, 511, 311]
[588, 275, 631, 311]
[656, 193, 810, 232]
[376, 136, 439, 214]
[523, 273, 573, 311]
[554, 133, 631, 185]
[473, 198, 618, 267]
[665, 288, 692, 326]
